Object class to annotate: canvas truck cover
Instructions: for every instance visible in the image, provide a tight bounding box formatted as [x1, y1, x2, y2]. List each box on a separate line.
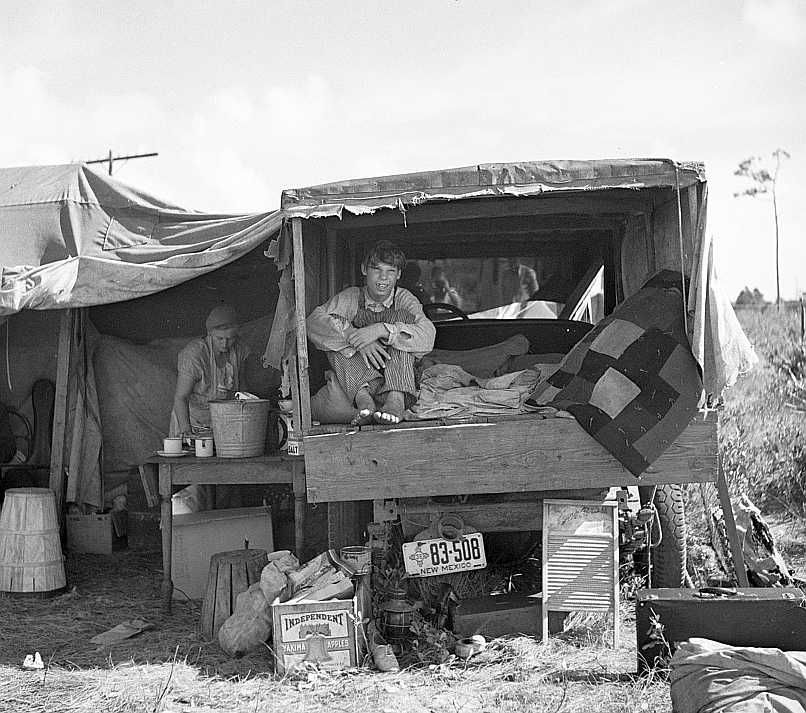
[280, 158, 707, 218]
[271, 157, 756, 399]
[0, 164, 282, 314]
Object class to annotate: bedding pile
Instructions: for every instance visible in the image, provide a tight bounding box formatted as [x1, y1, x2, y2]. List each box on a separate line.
[409, 364, 542, 420]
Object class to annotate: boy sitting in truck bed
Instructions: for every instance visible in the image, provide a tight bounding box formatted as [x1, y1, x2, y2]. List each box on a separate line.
[307, 240, 436, 426]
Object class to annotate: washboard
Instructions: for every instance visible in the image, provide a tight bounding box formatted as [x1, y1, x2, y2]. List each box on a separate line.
[541, 499, 619, 647]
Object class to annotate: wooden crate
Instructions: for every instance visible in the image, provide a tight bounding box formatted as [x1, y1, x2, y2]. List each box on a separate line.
[271, 577, 368, 674]
[67, 511, 128, 554]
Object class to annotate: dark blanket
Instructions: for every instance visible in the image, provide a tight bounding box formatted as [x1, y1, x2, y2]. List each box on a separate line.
[526, 271, 702, 475]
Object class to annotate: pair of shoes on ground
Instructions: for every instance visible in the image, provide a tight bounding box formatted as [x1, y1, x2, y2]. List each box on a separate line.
[367, 622, 399, 672]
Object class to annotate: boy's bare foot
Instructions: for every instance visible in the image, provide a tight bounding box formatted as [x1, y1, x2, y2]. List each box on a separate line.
[373, 391, 405, 426]
[351, 388, 376, 426]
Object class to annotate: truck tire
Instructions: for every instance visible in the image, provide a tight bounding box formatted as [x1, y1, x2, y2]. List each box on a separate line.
[651, 484, 687, 588]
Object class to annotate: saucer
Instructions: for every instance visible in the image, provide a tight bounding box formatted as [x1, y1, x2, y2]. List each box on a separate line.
[156, 450, 189, 458]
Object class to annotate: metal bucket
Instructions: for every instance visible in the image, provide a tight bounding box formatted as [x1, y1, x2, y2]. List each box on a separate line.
[209, 399, 271, 457]
[0, 488, 66, 594]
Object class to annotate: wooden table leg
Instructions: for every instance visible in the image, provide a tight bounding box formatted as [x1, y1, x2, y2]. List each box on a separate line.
[292, 460, 305, 559]
[159, 463, 174, 612]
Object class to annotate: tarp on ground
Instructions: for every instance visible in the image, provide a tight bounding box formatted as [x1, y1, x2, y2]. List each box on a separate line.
[0, 163, 282, 314]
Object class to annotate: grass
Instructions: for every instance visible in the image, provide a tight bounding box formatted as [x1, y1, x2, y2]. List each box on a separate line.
[719, 306, 806, 514]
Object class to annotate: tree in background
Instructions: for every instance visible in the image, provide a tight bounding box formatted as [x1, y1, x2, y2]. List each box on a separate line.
[734, 149, 790, 309]
[734, 286, 767, 308]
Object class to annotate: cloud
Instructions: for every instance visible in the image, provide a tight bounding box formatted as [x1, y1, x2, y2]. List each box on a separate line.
[0, 64, 168, 167]
[743, 0, 805, 47]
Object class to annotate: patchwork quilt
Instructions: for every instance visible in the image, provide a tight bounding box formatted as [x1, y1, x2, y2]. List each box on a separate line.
[526, 271, 702, 475]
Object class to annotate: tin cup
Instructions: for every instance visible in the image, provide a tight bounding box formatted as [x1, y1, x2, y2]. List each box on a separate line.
[163, 437, 183, 454]
[194, 435, 214, 457]
[340, 545, 372, 575]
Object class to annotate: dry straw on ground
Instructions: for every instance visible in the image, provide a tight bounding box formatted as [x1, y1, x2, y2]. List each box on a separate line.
[1, 626, 671, 713]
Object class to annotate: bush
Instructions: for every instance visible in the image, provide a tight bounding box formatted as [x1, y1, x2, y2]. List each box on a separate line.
[720, 309, 806, 513]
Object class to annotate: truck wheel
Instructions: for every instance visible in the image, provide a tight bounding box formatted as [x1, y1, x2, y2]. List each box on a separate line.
[651, 484, 687, 588]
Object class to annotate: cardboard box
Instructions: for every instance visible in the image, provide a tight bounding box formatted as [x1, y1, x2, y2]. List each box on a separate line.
[67, 510, 128, 554]
[171, 506, 274, 600]
[271, 576, 368, 675]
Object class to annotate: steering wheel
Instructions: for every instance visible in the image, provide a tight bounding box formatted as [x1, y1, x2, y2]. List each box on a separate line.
[423, 302, 469, 321]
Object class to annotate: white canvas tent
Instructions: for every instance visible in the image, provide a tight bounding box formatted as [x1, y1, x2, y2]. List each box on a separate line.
[0, 164, 282, 511]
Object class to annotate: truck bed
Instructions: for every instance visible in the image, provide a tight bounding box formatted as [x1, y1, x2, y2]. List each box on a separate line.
[302, 410, 717, 503]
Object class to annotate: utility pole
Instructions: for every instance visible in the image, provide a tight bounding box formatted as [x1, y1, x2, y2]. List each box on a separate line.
[85, 149, 159, 175]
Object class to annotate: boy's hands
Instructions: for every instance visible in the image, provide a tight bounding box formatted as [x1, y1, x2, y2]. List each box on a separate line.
[348, 324, 390, 369]
[358, 342, 389, 369]
[347, 323, 387, 350]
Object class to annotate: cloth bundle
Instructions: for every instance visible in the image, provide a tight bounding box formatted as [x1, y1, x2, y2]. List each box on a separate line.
[410, 364, 541, 420]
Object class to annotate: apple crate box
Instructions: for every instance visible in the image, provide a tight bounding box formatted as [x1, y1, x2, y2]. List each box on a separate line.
[271, 579, 368, 675]
[67, 510, 128, 554]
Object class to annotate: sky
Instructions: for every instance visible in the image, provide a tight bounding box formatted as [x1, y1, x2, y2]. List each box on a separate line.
[2, 0, 804, 301]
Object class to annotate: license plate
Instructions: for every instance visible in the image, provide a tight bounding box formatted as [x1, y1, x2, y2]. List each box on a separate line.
[402, 532, 486, 577]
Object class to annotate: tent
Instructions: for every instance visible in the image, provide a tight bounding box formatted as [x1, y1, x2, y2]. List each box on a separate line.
[0, 164, 282, 510]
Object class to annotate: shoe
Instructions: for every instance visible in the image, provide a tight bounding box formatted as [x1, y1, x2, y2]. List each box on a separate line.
[367, 622, 399, 672]
[22, 652, 44, 671]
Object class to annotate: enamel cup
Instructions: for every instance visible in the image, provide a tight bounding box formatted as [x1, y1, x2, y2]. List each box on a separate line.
[163, 437, 183, 454]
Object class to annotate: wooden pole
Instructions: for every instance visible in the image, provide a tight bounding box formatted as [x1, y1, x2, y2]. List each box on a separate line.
[49, 309, 74, 522]
[291, 218, 312, 433]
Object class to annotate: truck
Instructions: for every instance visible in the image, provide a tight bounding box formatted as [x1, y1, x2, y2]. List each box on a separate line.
[264, 158, 751, 589]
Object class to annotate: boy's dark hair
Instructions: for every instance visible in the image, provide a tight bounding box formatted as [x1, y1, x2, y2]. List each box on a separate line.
[362, 241, 406, 272]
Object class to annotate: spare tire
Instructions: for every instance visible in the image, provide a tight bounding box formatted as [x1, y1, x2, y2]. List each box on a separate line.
[651, 484, 687, 587]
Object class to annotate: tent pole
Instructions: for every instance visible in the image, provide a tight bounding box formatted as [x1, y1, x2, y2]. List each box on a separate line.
[49, 308, 75, 522]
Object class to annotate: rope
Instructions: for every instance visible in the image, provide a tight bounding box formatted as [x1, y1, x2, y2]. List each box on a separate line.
[674, 165, 690, 337]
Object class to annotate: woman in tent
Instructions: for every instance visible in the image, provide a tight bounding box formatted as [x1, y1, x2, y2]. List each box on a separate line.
[170, 304, 250, 438]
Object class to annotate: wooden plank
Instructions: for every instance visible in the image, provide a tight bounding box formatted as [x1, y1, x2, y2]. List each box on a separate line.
[326, 228, 339, 294]
[716, 458, 750, 588]
[644, 212, 655, 273]
[159, 463, 174, 612]
[399, 498, 545, 537]
[327, 500, 371, 550]
[291, 218, 312, 433]
[48, 309, 74, 521]
[137, 465, 159, 508]
[342, 214, 623, 242]
[292, 459, 306, 558]
[304, 414, 718, 503]
[151, 455, 298, 487]
[287, 345, 303, 445]
[334, 193, 654, 229]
